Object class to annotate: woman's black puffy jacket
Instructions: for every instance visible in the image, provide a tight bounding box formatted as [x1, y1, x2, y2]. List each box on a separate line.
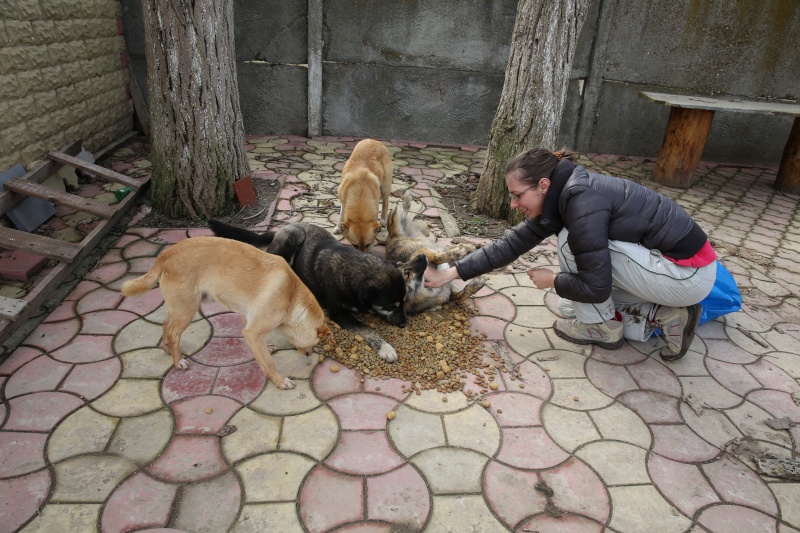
[455, 159, 708, 303]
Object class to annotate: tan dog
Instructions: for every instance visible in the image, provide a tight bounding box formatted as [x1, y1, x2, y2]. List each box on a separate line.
[120, 236, 333, 390]
[334, 138, 393, 251]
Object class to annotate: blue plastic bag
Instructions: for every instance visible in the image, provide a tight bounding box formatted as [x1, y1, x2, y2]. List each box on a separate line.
[698, 261, 742, 325]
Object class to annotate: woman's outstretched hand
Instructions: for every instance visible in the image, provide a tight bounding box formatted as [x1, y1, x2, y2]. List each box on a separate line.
[528, 267, 557, 290]
[423, 265, 460, 288]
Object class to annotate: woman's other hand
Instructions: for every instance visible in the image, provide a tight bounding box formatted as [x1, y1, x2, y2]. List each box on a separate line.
[424, 266, 460, 288]
[528, 267, 557, 290]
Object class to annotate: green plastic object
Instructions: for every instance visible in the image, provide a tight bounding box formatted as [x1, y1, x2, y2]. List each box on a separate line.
[114, 187, 132, 201]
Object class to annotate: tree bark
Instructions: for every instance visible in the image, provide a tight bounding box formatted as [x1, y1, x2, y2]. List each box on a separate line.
[476, 0, 590, 220]
[142, 0, 249, 220]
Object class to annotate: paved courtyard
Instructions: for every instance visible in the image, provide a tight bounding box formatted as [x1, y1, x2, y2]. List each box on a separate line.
[1, 135, 799, 532]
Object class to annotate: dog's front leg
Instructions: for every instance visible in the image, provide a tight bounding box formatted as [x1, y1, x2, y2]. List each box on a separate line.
[330, 310, 398, 363]
[243, 327, 295, 390]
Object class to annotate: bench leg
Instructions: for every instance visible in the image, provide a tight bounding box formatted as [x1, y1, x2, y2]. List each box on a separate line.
[653, 107, 714, 188]
[775, 117, 800, 194]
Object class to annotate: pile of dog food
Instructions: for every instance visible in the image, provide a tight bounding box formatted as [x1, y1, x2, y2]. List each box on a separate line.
[321, 302, 510, 396]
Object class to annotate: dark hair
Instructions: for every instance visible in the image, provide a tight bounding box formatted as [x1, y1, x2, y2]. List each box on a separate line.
[505, 148, 578, 186]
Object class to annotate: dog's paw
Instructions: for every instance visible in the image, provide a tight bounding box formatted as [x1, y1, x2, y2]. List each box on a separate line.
[333, 226, 342, 234]
[176, 358, 189, 370]
[378, 343, 398, 363]
[278, 377, 296, 390]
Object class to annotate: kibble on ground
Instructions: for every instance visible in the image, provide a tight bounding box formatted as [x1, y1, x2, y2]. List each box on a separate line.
[320, 301, 510, 397]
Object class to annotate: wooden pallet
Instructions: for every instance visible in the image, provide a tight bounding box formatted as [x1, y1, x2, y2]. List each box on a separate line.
[0, 139, 149, 344]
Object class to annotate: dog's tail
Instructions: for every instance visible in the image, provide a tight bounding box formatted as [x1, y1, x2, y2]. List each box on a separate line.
[209, 219, 275, 247]
[121, 262, 163, 297]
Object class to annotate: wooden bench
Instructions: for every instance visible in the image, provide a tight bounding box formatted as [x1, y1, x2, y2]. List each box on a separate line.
[641, 91, 800, 193]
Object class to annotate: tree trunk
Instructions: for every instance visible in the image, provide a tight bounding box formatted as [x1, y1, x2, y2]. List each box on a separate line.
[476, 0, 590, 220]
[142, 0, 249, 220]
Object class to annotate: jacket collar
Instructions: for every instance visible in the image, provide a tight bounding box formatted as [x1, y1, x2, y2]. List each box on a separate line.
[538, 158, 576, 229]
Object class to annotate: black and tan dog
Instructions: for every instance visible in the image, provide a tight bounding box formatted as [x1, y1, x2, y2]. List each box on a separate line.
[386, 190, 486, 314]
[121, 237, 333, 390]
[209, 220, 407, 362]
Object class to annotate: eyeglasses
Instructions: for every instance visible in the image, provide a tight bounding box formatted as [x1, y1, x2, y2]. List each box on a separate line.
[509, 184, 537, 202]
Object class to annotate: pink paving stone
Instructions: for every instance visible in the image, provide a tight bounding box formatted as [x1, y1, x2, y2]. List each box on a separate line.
[84, 261, 129, 283]
[192, 337, 254, 366]
[0, 347, 44, 376]
[155, 230, 191, 244]
[207, 313, 244, 337]
[419, 195, 435, 207]
[747, 390, 800, 423]
[472, 293, 516, 321]
[539, 457, 610, 524]
[4, 356, 72, 398]
[4, 392, 84, 432]
[590, 343, 648, 365]
[705, 338, 759, 364]
[300, 465, 364, 533]
[698, 504, 778, 533]
[59, 357, 121, 401]
[199, 299, 228, 316]
[747, 360, 800, 393]
[187, 228, 213, 238]
[517, 514, 605, 533]
[363, 377, 411, 402]
[421, 207, 439, 217]
[146, 435, 228, 483]
[311, 359, 362, 400]
[469, 316, 509, 341]
[512, 360, 553, 401]
[23, 318, 81, 352]
[585, 358, 640, 398]
[648, 453, 720, 517]
[127, 256, 157, 274]
[46, 299, 77, 322]
[702, 455, 778, 515]
[366, 463, 430, 528]
[651, 424, 720, 462]
[618, 390, 682, 423]
[277, 199, 292, 211]
[66, 279, 101, 301]
[50, 334, 114, 364]
[325, 431, 405, 475]
[212, 359, 267, 404]
[328, 394, 400, 430]
[483, 460, 547, 528]
[334, 525, 393, 533]
[0, 469, 51, 533]
[486, 392, 543, 427]
[0, 431, 48, 477]
[125, 228, 159, 239]
[76, 286, 125, 314]
[707, 358, 763, 396]
[421, 168, 444, 177]
[80, 310, 139, 335]
[626, 357, 682, 397]
[118, 286, 164, 315]
[496, 427, 570, 470]
[101, 471, 178, 533]
[162, 362, 218, 404]
[173, 395, 242, 434]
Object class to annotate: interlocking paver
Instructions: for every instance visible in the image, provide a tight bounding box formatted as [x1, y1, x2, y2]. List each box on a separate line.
[2, 136, 799, 532]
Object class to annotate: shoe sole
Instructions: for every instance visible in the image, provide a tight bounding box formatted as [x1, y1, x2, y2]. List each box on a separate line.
[661, 304, 702, 361]
[553, 321, 624, 350]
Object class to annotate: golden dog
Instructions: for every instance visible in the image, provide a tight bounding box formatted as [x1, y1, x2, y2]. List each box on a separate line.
[334, 138, 393, 251]
[120, 236, 333, 390]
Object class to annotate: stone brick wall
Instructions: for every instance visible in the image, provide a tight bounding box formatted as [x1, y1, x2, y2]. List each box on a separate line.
[0, 0, 132, 172]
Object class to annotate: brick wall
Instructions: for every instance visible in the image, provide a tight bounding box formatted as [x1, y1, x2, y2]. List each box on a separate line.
[0, 0, 133, 172]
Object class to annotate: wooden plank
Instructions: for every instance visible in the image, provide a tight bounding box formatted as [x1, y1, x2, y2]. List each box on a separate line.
[653, 107, 715, 188]
[0, 179, 148, 339]
[0, 296, 27, 321]
[0, 226, 81, 262]
[0, 139, 82, 217]
[642, 91, 800, 117]
[776, 117, 800, 194]
[47, 151, 142, 190]
[4, 178, 117, 219]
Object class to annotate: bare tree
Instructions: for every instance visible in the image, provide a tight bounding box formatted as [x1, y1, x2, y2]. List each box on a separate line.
[475, 0, 591, 220]
[142, 0, 249, 219]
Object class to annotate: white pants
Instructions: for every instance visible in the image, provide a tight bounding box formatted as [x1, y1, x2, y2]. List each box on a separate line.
[556, 228, 716, 341]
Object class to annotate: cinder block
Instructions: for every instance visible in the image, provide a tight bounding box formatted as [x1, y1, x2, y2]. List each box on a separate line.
[0, 250, 48, 281]
[234, 175, 258, 207]
[0, 164, 56, 232]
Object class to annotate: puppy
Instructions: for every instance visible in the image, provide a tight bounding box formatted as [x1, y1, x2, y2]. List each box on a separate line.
[386, 190, 486, 314]
[209, 220, 407, 362]
[334, 138, 393, 251]
[120, 236, 333, 390]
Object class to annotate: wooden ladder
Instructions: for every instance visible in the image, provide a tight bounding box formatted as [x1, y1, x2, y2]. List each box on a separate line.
[0, 139, 149, 344]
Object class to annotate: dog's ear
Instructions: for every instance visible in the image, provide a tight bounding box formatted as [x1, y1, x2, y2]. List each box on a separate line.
[373, 221, 381, 232]
[358, 283, 376, 305]
[407, 254, 428, 277]
[318, 325, 334, 343]
[340, 221, 349, 232]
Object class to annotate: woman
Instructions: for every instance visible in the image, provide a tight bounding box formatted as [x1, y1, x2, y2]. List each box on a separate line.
[424, 148, 716, 360]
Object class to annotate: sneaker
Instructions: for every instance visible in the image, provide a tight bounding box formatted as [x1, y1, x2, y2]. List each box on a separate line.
[654, 304, 701, 361]
[553, 318, 624, 350]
